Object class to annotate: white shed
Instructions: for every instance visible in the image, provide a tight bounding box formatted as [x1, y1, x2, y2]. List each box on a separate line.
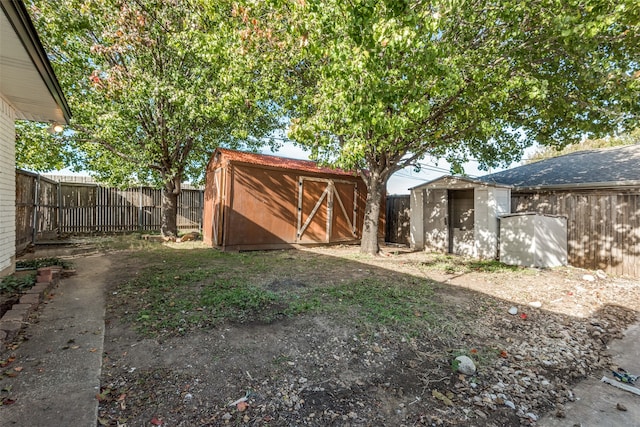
[499, 213, 568, 268]
[409, 176, 511, 259]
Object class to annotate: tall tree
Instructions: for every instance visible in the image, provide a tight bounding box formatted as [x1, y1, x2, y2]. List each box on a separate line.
[238, 0, 640, 254]
[24, 0, 279, 237]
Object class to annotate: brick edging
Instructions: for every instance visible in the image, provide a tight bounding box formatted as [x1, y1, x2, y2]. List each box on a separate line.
[0, 266, 70, 348]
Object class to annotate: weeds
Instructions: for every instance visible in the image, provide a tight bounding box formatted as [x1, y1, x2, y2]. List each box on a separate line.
[108, 243, 444, 338]
[316, 279, 436, 326]
[0, 274, 36, 294]
[16, 257, 72, 270]
[419, 254, 521, 274]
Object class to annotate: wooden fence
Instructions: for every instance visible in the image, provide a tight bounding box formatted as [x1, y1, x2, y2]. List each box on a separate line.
[512, 189, 640, 277]
[385, 195, 411, 245]
[16, 170, 203, 251]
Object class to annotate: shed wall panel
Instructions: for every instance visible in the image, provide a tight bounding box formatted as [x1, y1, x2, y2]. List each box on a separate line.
[423, 189, 448, 252]
[227, 165, 298, 246]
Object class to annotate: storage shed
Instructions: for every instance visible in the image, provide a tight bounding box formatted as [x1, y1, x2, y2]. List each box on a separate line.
[499, 213, 568, 268]
[409, 176, 511, 258]
[203, 149, 373, 250]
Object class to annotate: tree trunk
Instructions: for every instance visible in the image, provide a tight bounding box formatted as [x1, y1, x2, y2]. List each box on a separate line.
[161, 180, 179, 238]
[360, 171, 384, 255]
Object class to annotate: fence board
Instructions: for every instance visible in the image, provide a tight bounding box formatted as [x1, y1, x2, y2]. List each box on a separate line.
[512, 190, 640, 277]
[385, 195, 411, 245]
[16, 170, 203, 245]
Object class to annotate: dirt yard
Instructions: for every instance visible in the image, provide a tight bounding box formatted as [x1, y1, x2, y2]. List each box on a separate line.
[8, 238, 640, 426]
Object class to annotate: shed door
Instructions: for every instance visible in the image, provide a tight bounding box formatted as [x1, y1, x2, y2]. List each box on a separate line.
[211, 168, 224, 246]
[424, 189, 448, 252]
[448, 189, 475, 256]
[296, 177, 358, 243]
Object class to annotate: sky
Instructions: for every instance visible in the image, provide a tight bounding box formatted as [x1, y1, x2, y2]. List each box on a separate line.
[52, 140, 532, 194]
[259, 142, 524, 195]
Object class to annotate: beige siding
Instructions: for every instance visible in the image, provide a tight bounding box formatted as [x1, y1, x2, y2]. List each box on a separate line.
[0, 96, 16, 276]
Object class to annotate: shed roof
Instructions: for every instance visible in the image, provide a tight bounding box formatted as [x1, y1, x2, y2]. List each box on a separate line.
[409, 175, 511, 191]
[480, 144, 640, 189]
[214, 148, 359, 178]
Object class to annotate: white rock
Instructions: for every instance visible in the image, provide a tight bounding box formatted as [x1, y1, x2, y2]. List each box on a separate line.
[528, 301, 542, 308]
[508, 306, 518, 315]
[525, 412, 538, 421]
[504, 400, 516, 410]
[582, 274, 596, 282]
[596, 269, 607, 279]
[455, 355, 477, 375]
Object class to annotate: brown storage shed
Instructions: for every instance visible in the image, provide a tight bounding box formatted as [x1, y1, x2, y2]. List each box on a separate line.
[204, 148, 373, 250]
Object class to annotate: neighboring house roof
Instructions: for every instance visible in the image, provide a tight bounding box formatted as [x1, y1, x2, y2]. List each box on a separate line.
[0, 0, 71, 123]
[409, 175, 511, 191]
[480, 144, 640, 189]
[213, 148, 360, 178]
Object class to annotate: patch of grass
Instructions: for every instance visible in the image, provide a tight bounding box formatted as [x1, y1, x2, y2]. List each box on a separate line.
[109, 243, 443, 338]
[322, 280, 433, 323]
[420, 254, 521, 274]
[200, 279, 280, 321]
[114, 248, 289, 336]
[291, 278, 439, 337]
[92, 234, 167, 252]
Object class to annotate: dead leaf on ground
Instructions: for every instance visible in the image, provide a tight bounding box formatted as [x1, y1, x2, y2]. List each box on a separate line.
[96, 388, 111, 401]
[0, 357, 16, 368]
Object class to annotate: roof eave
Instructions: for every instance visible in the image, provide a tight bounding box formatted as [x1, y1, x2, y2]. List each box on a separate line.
[409, 175, 512, 191]
[512, 180, 640, 192]
[1, 0, 71, 123]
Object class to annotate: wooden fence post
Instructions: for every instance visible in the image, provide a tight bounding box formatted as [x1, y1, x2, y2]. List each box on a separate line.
[31, 174, 40, 245]
[57, 181, 61, 236]
[138, 185, 143, 231]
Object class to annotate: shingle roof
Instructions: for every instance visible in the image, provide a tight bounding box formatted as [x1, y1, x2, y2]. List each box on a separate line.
[215, 148, 359, 177]
[480, 144, 640, 188]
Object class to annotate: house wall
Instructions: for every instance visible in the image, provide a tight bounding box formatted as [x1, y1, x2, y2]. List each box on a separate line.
[512, 189, 640, 277]
[0, 96, 16, 277]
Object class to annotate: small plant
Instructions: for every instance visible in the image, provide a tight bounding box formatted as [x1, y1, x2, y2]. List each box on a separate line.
[420, 254, 521, 274]
[16, 258, 72, 270]
[0, 274, 36, 294]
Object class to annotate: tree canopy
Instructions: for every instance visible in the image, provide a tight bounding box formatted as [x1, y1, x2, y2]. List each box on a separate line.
[22, 0, 280, 236]
[237, 0, 640, 253]
[526, 128, 640, 163]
